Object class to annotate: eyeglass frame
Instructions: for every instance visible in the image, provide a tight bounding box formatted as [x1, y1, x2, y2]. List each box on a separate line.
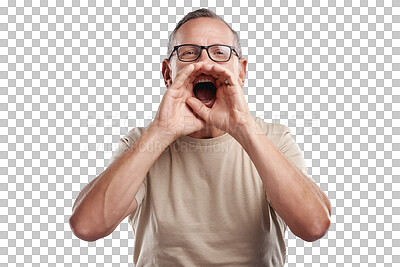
[168, 44, 240, 62]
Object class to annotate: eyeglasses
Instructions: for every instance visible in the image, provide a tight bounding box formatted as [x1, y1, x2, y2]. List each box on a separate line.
[168, 44, 240, 62]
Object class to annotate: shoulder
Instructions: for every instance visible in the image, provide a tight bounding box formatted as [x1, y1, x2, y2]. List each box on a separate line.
[254, 116, 290, 132]
[107, 125, 150, 166]
[120, 125, 149, 148]
[254, 115, 312, 178]
[253, 116, 291, 147]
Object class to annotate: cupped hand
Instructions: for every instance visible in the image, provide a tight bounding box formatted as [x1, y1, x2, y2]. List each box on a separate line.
[151, 62, 208, 140]
[186, 64, 253, 137]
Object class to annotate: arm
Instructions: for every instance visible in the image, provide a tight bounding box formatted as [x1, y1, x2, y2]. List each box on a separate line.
[233, 121, 331, 242]
[70, 62, 208, 242]
[69, 124, 174, 242]
[185, 63, 331, 242]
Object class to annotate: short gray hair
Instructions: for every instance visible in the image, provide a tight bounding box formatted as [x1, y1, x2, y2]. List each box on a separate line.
[167, 8, 242, 59]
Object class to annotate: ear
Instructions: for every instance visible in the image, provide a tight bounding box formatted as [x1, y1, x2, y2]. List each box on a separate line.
[238, 57, 247, 88]
[162, 59, 172, 88]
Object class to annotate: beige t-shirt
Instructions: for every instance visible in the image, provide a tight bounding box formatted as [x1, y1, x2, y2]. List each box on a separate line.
[108, 116, 312, 266]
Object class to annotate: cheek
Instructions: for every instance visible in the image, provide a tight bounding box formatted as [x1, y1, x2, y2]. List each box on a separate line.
[233, 64, 239, 77]
[232, 60, 240, 78]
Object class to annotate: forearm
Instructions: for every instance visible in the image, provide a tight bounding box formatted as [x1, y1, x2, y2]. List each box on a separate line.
[70, 123, 174, 241]
[232, 121, 331, 242]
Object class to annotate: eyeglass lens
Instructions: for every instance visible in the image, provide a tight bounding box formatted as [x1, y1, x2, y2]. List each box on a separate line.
[177, 45, 231, 62]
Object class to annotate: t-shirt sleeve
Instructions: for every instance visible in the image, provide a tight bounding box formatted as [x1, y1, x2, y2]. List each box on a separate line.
[255, 117, 314, 196]
[277, 125, 313, 181]
[107, 133, 147, 213]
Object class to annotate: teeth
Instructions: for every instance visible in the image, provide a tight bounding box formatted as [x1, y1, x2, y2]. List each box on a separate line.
[195, 78, 213, 85]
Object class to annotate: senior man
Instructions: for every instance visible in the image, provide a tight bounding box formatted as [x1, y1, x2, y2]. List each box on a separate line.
[70, 8, 331, 266]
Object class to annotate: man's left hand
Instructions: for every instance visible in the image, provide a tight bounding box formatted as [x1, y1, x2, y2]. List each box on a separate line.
[186, 64, 253, 137]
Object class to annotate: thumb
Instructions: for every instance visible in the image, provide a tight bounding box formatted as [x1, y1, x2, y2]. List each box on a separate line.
[186, 97, 211, 123]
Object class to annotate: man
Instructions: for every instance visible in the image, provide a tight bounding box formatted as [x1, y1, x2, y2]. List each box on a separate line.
[69, 9, 331, 266]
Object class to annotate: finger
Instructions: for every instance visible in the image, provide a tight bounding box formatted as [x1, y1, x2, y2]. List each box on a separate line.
[188, 62, 224, 82]
[209, 64, 238, 87]
[185, 104, 208, 127]
[197, 64, 238, 87]
[188, 63, 211, 84]
[186, 97, 211, 123]
[172, 63, 205, 89]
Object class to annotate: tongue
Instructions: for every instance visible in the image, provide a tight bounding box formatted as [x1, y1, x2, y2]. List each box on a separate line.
[196, 88, 214, 101]
[194, 82, 216, 102]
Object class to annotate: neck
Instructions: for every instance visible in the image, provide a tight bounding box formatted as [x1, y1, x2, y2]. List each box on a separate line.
[187, 124, 226, 139]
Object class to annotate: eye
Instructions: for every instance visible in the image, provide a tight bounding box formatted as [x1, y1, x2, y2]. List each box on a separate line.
[179, 47, 200, 58]
[183, 51, 196, 55]
[210, 46, 229, 56]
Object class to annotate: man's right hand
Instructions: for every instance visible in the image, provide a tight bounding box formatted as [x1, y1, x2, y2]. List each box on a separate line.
[151, 62, 207, 140]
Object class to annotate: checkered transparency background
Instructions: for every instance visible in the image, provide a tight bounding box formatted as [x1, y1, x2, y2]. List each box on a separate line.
[0, 0, 399, 266]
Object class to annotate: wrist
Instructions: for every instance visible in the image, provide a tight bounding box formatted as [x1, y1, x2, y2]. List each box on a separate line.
[147, 120, 177, 145]
[130, 123, 175, 155]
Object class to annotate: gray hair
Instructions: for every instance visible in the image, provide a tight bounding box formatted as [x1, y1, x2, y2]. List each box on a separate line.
[167, 8, 242, 59]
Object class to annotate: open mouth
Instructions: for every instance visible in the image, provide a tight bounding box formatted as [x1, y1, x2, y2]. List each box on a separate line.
[193, 75, 217, 107]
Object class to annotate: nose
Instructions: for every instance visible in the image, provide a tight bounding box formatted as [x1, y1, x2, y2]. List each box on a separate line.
[197, 48, 213, 63]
